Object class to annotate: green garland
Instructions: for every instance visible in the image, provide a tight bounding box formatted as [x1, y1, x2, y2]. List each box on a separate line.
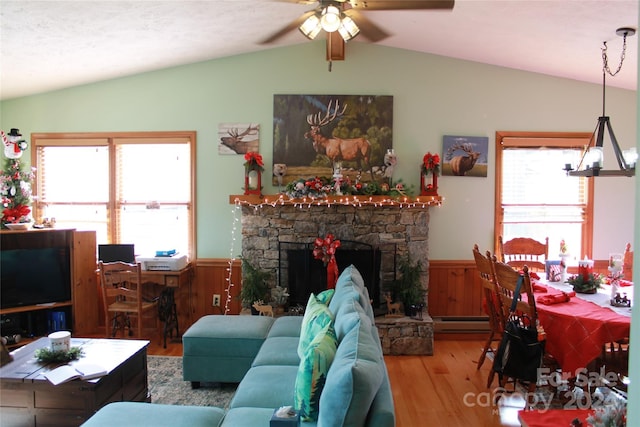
[566, 272, 602, 293]
[34, 346, 84, 363]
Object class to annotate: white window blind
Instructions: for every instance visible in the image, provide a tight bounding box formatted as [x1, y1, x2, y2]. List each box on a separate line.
[115, 142, 191, 257]
[38, 145, 110, 243]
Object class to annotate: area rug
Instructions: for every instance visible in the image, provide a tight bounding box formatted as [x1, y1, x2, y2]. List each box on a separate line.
[147, 356, 236, 408]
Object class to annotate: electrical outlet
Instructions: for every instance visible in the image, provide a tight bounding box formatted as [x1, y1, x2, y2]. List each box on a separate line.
[213, 294, 221, 306]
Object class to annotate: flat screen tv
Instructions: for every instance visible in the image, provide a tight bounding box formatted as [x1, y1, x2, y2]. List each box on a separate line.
[1, 247, 72, 309]
[98, 244, 135, 263]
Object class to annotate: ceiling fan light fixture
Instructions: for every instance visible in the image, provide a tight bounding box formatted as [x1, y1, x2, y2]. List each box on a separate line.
[338, 15, 360, 41]
[299, 14, 322, 40]
[320, 5, 341, 33]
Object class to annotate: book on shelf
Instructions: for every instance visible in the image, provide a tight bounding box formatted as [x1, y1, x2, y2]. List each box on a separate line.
[44, 363, 107, 385]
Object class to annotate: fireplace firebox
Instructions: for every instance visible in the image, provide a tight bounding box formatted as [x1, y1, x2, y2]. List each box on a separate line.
[279, 241, 397, 310]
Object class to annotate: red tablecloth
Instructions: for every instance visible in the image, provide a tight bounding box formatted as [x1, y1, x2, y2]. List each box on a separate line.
[533, 284, 630, 376]
[519, 409, 593, 427]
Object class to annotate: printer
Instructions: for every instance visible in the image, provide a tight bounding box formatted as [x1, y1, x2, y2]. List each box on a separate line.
[136, 253, 189, 271]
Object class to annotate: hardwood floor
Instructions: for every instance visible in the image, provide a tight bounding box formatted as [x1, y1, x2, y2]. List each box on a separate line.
[141, 331, 521, 427]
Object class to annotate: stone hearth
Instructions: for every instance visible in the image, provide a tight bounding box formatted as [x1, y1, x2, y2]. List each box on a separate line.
[376, 316, 434, 355]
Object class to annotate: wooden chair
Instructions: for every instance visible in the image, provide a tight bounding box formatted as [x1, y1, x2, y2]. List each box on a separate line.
[498, 236, 549, 272]
[98, 261, 158, 339]
[473, 245, 505, 389]
[491, 261, 544, 397]
[623, 242, 633, 280]
[472, 245, 504, 385]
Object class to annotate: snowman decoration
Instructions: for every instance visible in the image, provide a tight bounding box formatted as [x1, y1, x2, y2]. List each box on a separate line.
[2, 128, 28, 159]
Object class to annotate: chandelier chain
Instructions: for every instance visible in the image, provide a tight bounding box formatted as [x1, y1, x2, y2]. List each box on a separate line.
[601, 34, 627, 77]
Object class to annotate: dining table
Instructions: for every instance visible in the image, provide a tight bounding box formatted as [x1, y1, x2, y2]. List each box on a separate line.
[531, 275, 632, 377]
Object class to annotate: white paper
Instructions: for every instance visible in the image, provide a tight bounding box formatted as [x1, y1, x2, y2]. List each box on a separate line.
[44, 363, 107, 385]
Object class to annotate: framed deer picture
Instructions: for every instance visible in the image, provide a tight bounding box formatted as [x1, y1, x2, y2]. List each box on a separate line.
[442, 135, 489, 177]
[272, 95, 393, 186]
[218, 123, 260, 155]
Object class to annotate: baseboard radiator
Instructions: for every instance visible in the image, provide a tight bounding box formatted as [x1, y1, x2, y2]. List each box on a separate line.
[433, 316, 490, 333]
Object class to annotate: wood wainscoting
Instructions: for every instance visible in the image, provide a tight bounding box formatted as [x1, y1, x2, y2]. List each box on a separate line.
[99, 258, 611, 338]
[428, 258, 612, 336]
[428, 260, 490, 335]
[189, 259, 242, 324]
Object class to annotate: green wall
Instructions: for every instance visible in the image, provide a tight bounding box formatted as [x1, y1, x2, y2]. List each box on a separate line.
[0, 41, 636, 260]
[2, 39, 639, 422]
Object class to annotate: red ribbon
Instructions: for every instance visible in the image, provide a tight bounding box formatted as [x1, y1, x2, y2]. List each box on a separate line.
[327, 256, 338, 289]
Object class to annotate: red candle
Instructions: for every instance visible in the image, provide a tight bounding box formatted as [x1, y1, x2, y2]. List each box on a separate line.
[578, 259, 593, 281]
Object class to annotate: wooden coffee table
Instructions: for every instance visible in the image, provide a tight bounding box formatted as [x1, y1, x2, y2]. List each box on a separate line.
[0, 337, 149, 427]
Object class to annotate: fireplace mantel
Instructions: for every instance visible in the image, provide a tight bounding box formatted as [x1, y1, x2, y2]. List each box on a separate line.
[229, 194, 443, 208]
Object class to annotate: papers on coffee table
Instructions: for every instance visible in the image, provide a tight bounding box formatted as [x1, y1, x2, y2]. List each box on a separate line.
[44, 363, 107, 385]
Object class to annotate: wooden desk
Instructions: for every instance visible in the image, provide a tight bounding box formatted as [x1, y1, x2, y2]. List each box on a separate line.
[140, 264, 193, 288]
[96, 264, 193, 343]
[140, 264, 194, 345]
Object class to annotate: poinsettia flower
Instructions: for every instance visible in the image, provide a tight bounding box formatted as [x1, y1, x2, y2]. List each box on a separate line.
[421, 152, 441, 175]
[2, 204, 31, 223]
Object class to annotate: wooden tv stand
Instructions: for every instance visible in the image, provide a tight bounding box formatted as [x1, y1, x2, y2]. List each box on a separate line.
[0, 337, 149, 426]
[0, 229, 98, 344]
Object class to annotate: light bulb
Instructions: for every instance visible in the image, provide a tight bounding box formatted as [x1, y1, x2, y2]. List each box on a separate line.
[320, 6, 341, 33]
[299, 14, 321, 40]
[338, 15, 359, 41]
[623, 147, 637, 168]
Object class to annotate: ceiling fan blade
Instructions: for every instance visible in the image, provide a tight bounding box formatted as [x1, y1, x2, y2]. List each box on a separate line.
[343, 9, 390, 42]
[259, 10, 317, 44]
[348, 0, 454, 10]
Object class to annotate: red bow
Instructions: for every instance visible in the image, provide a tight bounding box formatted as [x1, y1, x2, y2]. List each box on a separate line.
[243, 151, 264, 167]
[2, 204, 31, 223]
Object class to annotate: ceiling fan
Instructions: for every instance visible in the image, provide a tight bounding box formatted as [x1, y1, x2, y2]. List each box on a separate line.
[261, 0, 454, 62]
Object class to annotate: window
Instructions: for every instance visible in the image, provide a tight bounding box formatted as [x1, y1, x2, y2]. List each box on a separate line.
[494, 131, 594, 259]
[31, 132, 196, 259]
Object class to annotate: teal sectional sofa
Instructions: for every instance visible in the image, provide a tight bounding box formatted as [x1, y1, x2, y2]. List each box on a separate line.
[82, 265, 395, 427]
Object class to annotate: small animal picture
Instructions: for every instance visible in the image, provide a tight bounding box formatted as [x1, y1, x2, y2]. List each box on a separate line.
[218, 123, 260, 155]
[442, 135, 489, 177]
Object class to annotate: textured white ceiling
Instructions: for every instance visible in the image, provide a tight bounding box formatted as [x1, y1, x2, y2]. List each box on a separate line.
[0, 0, 637, 100]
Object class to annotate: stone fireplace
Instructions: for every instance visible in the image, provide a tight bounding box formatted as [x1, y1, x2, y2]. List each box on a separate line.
[234, 196, 435, 310]
[232, 195, 438, 355]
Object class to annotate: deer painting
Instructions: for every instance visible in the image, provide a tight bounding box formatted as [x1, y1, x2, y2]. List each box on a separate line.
[220, 124, 259, 154]
[305, 99, 374, 180]
[447, 143, 481, 176]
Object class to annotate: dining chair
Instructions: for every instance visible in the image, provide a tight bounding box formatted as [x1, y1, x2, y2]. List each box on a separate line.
[498, 236, 549, 272]
[472, 245, 504, 383]
[623, 242, 633, 280]
[491, 260, 550, 397]
[98, 261, 158, 339]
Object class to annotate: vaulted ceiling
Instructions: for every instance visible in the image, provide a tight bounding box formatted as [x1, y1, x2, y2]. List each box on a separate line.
[1, 0, 637, 101]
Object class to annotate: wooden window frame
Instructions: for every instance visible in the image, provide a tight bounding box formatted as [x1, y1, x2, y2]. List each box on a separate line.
[30, 131, 197, 259]
[494, 131, 594, 258]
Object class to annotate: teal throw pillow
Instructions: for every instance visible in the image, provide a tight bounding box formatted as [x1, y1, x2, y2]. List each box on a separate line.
[318, 308, 384, 426]
[316, 289, 335, 306]
[294, 323, 338, 421]
[297, 293, 334, 359]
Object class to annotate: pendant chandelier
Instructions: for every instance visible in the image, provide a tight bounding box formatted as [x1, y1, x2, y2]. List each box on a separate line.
[564, 27, 637, 177]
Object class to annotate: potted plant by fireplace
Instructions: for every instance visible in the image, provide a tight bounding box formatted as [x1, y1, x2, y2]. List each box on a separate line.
[390, 255, 426, 318]
[240, 258, 271, 314]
